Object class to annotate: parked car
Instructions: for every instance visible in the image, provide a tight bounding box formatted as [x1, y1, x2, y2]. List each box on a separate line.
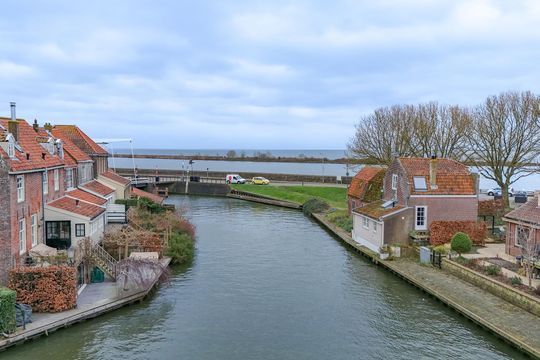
[252, 177, 270, 185]
[226, 174, 246, 184]
[487, 187, 514, 197]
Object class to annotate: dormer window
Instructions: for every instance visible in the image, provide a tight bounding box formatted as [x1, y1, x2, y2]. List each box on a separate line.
[391, 174, 398, 190]
[413, 176, 428, 191]
[47, 138, 55, 155]
[7, 141, 15, 158]
[56, 139, 64, 159]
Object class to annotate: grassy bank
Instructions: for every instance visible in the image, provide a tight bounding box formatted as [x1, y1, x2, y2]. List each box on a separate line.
[230, 184, 347, 209]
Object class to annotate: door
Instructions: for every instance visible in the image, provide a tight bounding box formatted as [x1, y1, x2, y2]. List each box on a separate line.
[415, 206, 427, 231]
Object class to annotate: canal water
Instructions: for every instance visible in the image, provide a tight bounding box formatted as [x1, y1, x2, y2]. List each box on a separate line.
[3, 196, 524, 359]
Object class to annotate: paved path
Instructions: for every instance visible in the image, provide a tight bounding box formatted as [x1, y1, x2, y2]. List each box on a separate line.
[387, 259, 540, 357]
[311, 213, 540, 358]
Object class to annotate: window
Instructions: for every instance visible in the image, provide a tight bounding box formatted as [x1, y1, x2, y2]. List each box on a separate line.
[56, 140, 64, 159]
[16, 175, 24, 202]
[66, 169, 74, 189]
[19, 218, 26, 254]
[31, 214, 38, 246]
[54, 169, 59, 191]
[362, 216, 369, 229]
[43, 171, 48, 195]
[7, 141, 15, 158]
[391, 174, 398, 190]
[75, 224, 85, 237]
[373, 221, 377, 232]
[45, 221, 71, 249]
[415, 206, 427, 230]
[413, 176, 428, 191]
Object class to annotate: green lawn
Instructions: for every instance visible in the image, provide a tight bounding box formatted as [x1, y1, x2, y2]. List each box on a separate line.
[230, 184, 348, 209]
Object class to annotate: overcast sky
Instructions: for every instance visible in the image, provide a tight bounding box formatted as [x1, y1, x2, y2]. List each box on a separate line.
[1, 0, 539, 149]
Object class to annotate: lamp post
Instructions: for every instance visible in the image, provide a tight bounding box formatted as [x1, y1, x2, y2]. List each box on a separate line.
[207, 167, 209, 182]
[320, 153, 325, 183]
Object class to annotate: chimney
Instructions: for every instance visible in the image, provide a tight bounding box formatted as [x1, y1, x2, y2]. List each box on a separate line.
[33, 119, 39, 132]
[8, 102, 18, 141]
[429, 156, 438, 189]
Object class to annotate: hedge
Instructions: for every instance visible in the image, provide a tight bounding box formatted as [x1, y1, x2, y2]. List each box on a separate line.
[429, 221, 486, 246]
[0, 287, 16, 334]
[8, 266, 77, 313]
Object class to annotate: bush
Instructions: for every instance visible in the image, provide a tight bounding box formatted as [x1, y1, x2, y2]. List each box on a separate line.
[510, 276, 523, 286]
[450, 232, 472, 255]
[433, 244, 449, 254]
[0, 287, 16, 334]
[454, 256, 471, 266]
[430, 221, 486, 246]
[326, 210, 353, 232]
[302, 198, 330, 215]
[165, 233, 195, 264]
[485, 264, 501, 276]
[8, 266, 77, 312]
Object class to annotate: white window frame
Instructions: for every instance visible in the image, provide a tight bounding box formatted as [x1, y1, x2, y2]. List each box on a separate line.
[391, 174, 398, 190]
[7, 141, 15, 158]
[31, 214, 38, 246]
[54, 169, 59, 191]
[362, 216, 369, 229]
[19, 218, 26, 254]
[515, 225, 530, 248]
[415, 206, 427, 231]
[16, 175, 25, 203]
[43, 171, 48, 195]
[66, 168, 74, 189]
[373, 220, 377, 232]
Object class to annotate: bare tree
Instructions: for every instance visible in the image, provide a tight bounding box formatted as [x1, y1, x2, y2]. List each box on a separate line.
[514, 225, 538, 287]
[467, 91, 540, 207]
[348, 105, 416, 164]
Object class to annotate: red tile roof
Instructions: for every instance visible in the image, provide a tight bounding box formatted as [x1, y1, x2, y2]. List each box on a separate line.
[0, 118, 64, 172]
[398, 157, 476, 195]
[66, 188, 107, 206]
[353, 200, 406, 220]
[80, 180, 115, 196]
[132, 187, 164, 205]
[348, 166, 385, 199]
[53, 125, 108, 156]
[47, 196, 105, 219]
[51, 128, 93, 164]
[100, 170, 130, 186]
[504, 197, 540, 225]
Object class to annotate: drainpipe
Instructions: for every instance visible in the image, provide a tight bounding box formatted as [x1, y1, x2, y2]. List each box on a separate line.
[42, 168, 47, 244]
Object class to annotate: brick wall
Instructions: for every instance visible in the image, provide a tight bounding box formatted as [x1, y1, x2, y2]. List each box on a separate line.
[505, 223, 540, 257]
[383, 159, 409, 205]
[0, 159, 11, 285]
[409, 196, 478, 226]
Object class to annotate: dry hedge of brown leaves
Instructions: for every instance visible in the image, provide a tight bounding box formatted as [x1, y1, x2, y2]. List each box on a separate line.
[429, 221, 486, 246]
[8, 266, 77, 313]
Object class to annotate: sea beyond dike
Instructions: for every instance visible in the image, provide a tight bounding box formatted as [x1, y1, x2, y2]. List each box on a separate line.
[1, 195, 529, 360]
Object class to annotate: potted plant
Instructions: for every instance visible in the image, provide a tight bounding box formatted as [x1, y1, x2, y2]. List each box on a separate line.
[379, 245, 391, 260]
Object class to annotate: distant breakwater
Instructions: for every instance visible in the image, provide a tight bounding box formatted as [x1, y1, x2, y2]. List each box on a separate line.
[113, 153, 365, 165]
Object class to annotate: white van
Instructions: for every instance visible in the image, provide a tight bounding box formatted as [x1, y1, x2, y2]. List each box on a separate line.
[226, 174, 246, 184]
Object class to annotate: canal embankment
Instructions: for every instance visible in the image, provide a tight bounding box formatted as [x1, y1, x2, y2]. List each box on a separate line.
[311, 213, 540, 359]
[0, 258, 171, 352]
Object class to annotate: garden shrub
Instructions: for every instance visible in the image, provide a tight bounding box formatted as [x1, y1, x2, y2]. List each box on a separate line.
[429, 221, 486, 246]
[433, 244, 449, 254]
[510, 276, 523, 286]
[485, 264, 501, 276]
[8, 266, 77, 313]
[165, 233, 195, 264]
[450, 232, 472, 255]
[454, 256, 470, 266]
[0, 287, 16, 334]
[302, 198, 330, 215]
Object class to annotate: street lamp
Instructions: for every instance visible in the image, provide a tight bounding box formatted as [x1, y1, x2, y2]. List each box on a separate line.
[320, 153, 325, 183]
[207, 167, 209, 181]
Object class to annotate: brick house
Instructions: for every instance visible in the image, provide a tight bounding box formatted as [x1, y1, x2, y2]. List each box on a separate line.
[53, 125, 109, 176]
[503, 196, 540, 257]
[0, 112, 66, 283]
[352, 157, 478, 253]
[347, 166, 385, 214]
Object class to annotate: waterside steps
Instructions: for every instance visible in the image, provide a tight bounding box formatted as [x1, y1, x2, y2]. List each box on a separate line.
[80, 239, 117, 280]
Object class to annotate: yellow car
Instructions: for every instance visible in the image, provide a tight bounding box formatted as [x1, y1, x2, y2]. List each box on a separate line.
[252, 176, 270, 185]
